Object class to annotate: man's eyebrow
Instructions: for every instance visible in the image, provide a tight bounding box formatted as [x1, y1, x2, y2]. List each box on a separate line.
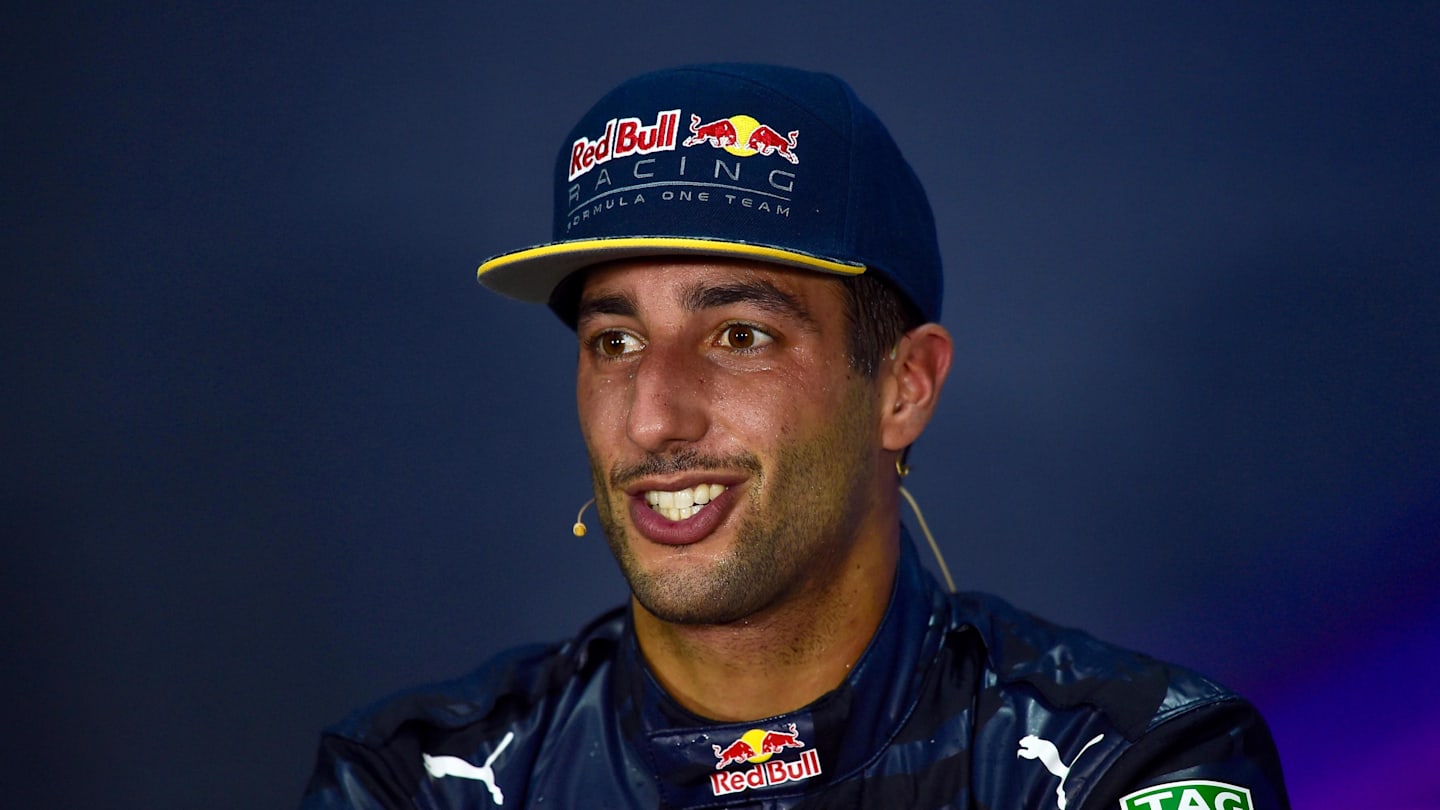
[575, 291, 637, 325]
[681, 279, 816, 327]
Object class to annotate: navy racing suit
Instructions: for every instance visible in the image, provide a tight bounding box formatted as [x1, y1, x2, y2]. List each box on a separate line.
[302, 533, 1289, 808]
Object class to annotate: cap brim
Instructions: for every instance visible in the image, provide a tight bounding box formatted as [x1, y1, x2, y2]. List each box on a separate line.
[476, 236, 866, 303]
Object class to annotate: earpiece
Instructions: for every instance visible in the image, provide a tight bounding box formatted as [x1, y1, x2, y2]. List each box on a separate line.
[572, 498, 595, 537]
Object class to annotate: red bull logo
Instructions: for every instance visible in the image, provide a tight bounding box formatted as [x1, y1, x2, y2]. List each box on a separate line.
[568, 109, 681, 182]
[683, 113, 799, 164]
[708, 723, 821, 796]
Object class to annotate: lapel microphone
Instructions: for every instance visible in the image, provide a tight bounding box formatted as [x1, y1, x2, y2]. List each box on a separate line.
[572, 498, 595, 537]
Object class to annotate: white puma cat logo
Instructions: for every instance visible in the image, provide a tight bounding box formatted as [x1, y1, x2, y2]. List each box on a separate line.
[423, 731, 515, 806]
[1016, 733, 1105, 809]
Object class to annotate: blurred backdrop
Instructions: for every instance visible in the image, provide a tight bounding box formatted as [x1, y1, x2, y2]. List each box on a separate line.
[6, 3, 1437, 808]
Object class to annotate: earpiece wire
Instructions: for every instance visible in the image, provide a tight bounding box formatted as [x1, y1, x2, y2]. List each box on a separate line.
[900, 485, 956, 593]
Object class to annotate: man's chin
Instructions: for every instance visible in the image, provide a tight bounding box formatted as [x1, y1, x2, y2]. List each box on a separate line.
[620, 539, 799, 627]
[628, 577, 758, 626]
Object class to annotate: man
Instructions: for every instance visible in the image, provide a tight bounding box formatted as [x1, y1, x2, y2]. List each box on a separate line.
[303, 64, 1289, 809]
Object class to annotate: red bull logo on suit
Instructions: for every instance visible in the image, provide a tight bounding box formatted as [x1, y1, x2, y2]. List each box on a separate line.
[708, 723, 821, 796]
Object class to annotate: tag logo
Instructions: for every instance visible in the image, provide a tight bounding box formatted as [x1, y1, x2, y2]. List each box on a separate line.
[423, 731, 515, 806]
[1119, 780, 1253, 810]
[1017, 734, 1105, 809]
[709, 723, 821, 796]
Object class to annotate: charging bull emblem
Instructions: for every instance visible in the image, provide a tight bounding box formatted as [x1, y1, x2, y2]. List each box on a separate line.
[709, 723, 820, 797]
[712, 722, 805, 768]
[683, 114, 799, 164]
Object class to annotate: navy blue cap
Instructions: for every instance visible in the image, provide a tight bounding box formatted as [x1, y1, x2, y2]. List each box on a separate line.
[477, 63, 943, 322]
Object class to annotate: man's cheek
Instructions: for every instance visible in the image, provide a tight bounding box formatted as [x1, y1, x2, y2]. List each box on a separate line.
[713, 387, 798, 440]
[585, 403, 632, 442]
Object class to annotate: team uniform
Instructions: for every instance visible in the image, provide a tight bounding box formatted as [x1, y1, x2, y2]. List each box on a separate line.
[301, 533, 1289, 809]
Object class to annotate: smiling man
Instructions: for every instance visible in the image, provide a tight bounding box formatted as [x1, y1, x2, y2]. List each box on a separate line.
[574, 257, 947, 726]
[303, 64, 1289, 809]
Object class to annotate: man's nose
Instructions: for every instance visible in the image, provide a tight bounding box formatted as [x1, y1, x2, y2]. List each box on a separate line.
[626, 342, 709, 452]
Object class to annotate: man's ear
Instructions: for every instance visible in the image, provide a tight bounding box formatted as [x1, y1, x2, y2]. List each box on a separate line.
[880, 323, 954, 452]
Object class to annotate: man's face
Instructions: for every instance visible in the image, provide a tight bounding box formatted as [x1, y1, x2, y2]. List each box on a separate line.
[575, 258, 886, 625]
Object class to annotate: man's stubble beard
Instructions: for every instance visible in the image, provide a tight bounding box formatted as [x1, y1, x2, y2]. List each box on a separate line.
[589, 383, 879, 626]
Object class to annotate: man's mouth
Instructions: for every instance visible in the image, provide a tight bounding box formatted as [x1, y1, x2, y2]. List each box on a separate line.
[643, 483, 729, 522]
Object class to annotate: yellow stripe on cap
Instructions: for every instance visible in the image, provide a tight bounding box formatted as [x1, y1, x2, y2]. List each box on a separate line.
[476, 236, 866, 304]
[479, 236, 866, 277]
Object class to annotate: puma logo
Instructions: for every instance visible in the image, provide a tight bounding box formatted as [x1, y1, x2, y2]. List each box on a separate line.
[423, 730, 515, 806]
[1017, 733, 1105, 809]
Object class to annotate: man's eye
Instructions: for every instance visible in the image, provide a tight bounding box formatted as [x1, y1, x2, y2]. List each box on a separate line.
[594, 331, 642, 358]
[717, 324, 774, 350]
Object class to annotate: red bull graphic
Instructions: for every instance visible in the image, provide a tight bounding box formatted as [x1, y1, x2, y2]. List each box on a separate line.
[683, 114, 799, 164]
[682, 115, 739, 149]
[712, 737, 758, 770]
[760, 726, 804, 754]
[568, 109, 681, 182]
[743, 124, 799, 164]
[709, 723, 821, 797]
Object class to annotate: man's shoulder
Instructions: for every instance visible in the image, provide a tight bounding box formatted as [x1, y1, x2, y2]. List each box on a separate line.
[937, 590, 1289, 806]
[947, 590, 1235, 740]
[324, 605, 628, 747]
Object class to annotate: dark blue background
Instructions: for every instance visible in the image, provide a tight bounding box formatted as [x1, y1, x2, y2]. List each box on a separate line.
[7, 4, 1437, 808]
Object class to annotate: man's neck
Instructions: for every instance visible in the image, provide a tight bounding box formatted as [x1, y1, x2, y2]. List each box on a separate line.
[630, 528, 900, 723]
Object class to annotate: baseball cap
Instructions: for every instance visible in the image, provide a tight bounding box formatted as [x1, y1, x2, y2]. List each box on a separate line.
[476, 63, 943, 323]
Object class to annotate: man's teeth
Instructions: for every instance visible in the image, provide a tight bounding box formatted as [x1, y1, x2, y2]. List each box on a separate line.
[644, 484, 727, 522]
